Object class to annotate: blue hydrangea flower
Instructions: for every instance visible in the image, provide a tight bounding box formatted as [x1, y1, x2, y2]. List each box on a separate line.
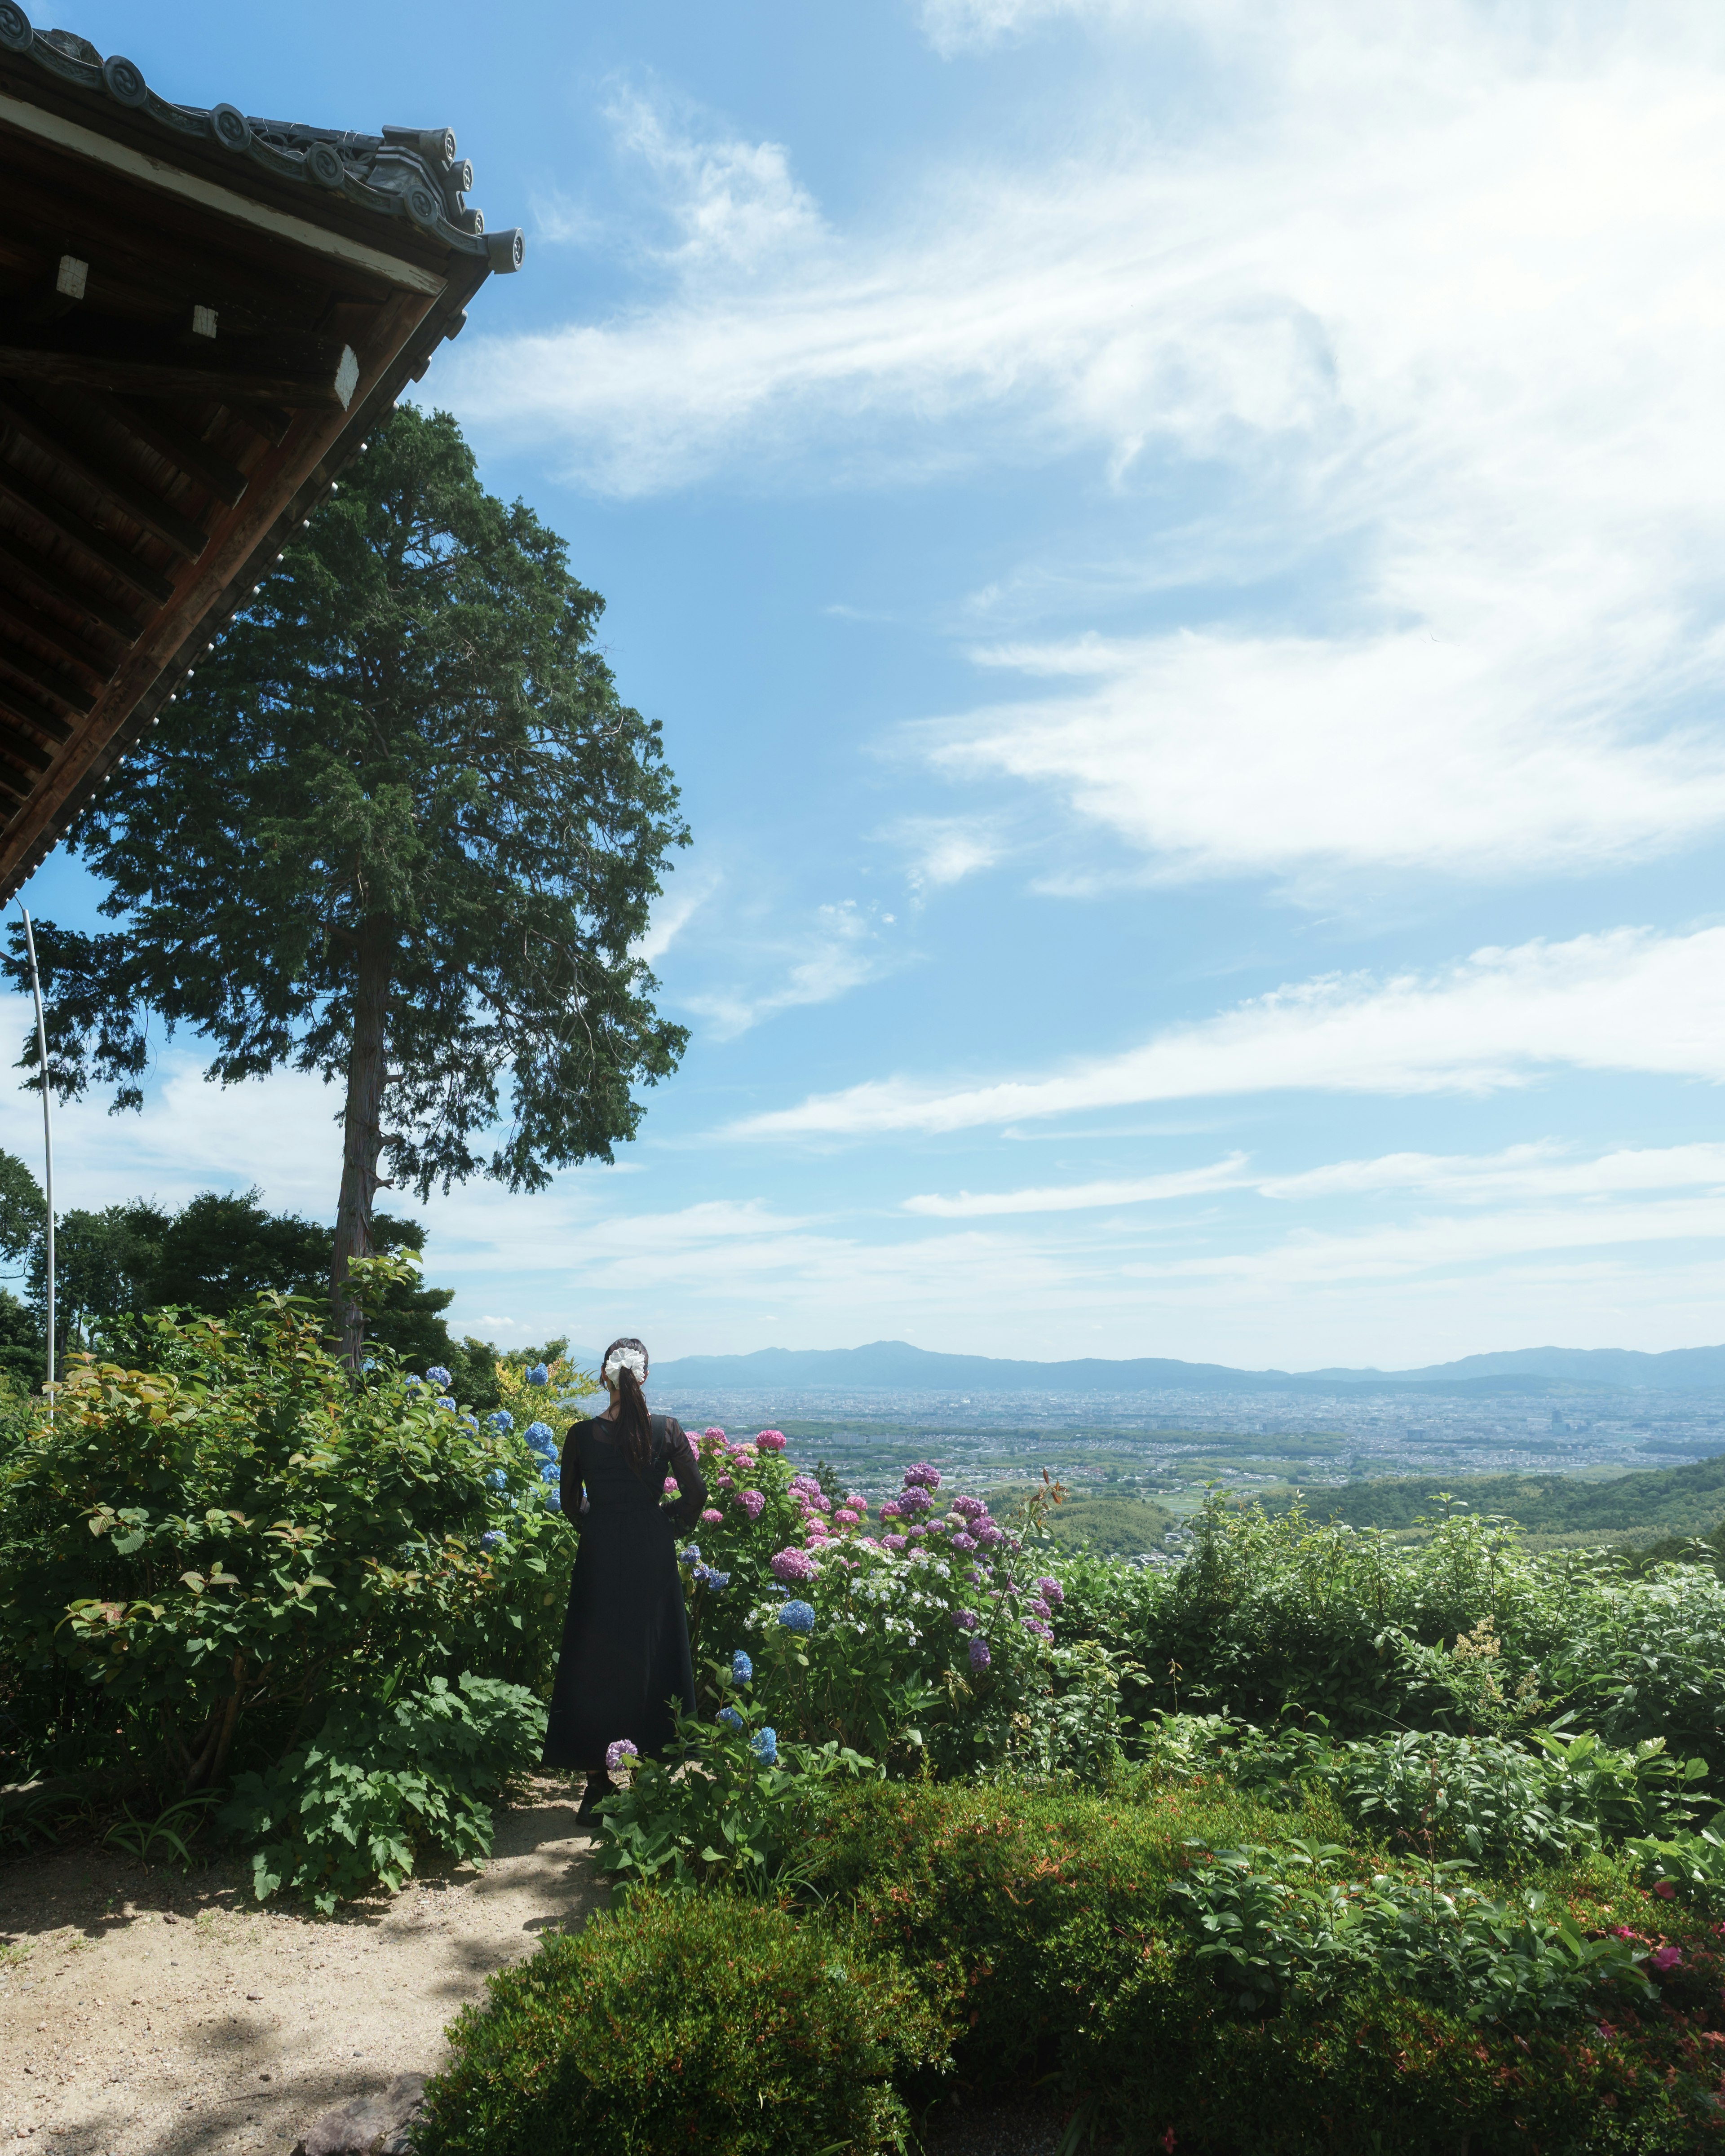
[705, 1570, 731, 1592]
[691, 1563, 712, 1586]
[460, 1415, 478, 1430]
[525, 1420, 556, 1454]
[730, 1650, 753, 1684]
[404, 1374, 422, 1389]
[486, 1469, 508, 1490]
[360, 1357, 376, 1373]
[436, 1399, 456, 1414]
[544, 1489, 562, 1513]
[540, 1459, 561, 1483]
[778, 1600, 816, 1635]
[718, 1705, 745, 1732]
[487, 1409, 514, 1434]
[482, 1529, 505, 1550]
[750, 1727, 779, 1766]
[425, 1365, 453, 1389]
[681, 1543, 701, 1566]
[526, 1362, 550, 1387]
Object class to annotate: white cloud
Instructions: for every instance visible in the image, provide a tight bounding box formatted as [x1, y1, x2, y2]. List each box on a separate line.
[730, 924, 1725, 1137]
[927, 624, 1725, 887]
[887, 815, 1004, 892]
[903, 1138, 1725, 1218]
[444, 8, 1725, 883]
[632, 858, 719, 966]
[904, 1151, 1249, 1215]
[605, 89, 828, 273]
[683, 901, 895, 1038]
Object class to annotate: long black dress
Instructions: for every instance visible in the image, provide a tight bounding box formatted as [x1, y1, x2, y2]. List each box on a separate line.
[540, 1411, 708, 1771]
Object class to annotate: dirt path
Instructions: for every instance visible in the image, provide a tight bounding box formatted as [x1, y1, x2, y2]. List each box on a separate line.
[0, 1777, 603, 2156]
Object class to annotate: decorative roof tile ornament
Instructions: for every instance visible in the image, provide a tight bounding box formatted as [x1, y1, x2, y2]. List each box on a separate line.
[0, 7, 523, 272]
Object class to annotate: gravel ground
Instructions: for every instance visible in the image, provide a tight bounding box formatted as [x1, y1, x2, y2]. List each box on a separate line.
[0, 1776, 602, 2156]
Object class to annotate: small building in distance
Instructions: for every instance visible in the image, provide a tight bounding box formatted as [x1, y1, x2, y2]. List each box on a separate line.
[0, 8, 522, 899]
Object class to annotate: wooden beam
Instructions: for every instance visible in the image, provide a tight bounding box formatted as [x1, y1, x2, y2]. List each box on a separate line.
[0, 676, 72, 746]
[0, 93, 450, 297]
[229, 402, 295, 447]
[0, 319, 364, 411]
[0, 388, 208, 557]
[93, 396, 249, 507]
[0, 526, 144, 640]
[0, 451, 175, 603]
[0, 712, 53, 773]
[0, 633, 93, 716]
[0, 584, 113, 677]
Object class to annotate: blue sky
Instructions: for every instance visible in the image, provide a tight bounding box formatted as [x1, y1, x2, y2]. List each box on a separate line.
[8, 0, 1725, 1370]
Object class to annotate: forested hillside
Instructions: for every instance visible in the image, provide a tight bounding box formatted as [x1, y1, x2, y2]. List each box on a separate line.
[1269, 1452, 1725, 1537]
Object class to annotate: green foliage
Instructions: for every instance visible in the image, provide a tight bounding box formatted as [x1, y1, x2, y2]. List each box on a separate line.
[8, 403, 690, 1209]
[0, 1291, 571, 1793]
[418, 1893, 945, 2156]
[810, 1778, 1725, 2153]
[1230, 1724, 1708, 1862]
[102, 1790, 221, 1869]
[592, 1680, 874, 1894]
[1036, 1490, 1176, 1557]
[0, 1146, 44, 1270]
[219, 1672, 544, 1913]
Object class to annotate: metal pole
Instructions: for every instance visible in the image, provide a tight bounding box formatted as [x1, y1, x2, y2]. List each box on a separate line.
[17, 906, 52, 1396]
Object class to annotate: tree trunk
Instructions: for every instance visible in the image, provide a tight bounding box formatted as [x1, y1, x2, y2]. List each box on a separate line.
[331, 915, 394, 1365]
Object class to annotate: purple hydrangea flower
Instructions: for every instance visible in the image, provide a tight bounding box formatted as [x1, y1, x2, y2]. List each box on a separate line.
[898, 1487, 933, 1516]
[883, 1533, 907, 1551]
[951, 1608, 979, 1632]
[1035, 1576, 1065, 1606]
[951, 1533, 978, 1552]
[969, 1636, 991, 1673]
[739, 1489, 766, 1520]
[903, 1462, 942, 1490]
[770, 1547, 819, 1586]
[604, 1738, 639, 1774]
[951, 1495, 986, 1520]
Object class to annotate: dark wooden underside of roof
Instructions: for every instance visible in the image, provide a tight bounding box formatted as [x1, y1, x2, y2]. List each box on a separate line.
[0, 65, 492, 899]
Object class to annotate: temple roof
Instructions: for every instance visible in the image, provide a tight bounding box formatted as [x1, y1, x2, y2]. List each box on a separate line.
[0, 8, 523, 899]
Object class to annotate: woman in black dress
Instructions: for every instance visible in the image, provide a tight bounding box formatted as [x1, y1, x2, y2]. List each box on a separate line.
[541, 1335, 707, 1818]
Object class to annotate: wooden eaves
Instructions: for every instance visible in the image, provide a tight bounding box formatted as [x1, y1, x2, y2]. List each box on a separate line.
[0, 6, 524, 900]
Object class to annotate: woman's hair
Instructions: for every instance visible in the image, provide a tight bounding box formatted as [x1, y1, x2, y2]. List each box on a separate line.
[601, 1336, 652, 1478]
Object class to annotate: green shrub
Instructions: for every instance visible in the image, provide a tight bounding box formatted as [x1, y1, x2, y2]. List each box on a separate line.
[417, 1892, 947, 2156]
[0, 1283, 571, 1795]
[810, 1778, 1725, 2152]
[592, 1681, 874, 1894]
[219, 1671, 544, 1913]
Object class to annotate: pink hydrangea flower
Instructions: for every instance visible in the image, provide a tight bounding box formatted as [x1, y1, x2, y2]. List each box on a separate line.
[907, 1524, 928, 1540]
[880, 1500, 903, 1519]
[701, 1508, 723, 1526]
[835, 1509, 860, 1528]
[951, 1532, 978, 1552]
[952, 1495, 986, 1521]
[717, 1472, 735, 1489]
[663, 1476, 679, 1496]
[757, 1429, 787, 1452]
[739, 1489, 766, 1520]
[770, 1547, 818, 1585]
[882, 1533, 907, 1551]
[703, 1426, 727, 1441]
[1651, 1945, 1684, 1973]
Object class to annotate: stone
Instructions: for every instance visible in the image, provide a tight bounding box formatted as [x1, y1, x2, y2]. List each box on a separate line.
[291, 2072, 427, 2156]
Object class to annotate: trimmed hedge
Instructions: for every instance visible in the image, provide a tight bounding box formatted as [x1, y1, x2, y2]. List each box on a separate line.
[417, 1891, 947, 2156]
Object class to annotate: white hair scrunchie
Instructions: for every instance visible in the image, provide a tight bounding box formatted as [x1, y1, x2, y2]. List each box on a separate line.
[603, 1346, 647, 1385]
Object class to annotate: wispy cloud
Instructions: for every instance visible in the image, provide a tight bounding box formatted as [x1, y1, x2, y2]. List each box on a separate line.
[683, 900, 898, 1039]
[730, 925, 1725, 1137]
[905, 1152, 1249, 1215]
[886, 814, 1005, 893]
[632, 857, 720, 966]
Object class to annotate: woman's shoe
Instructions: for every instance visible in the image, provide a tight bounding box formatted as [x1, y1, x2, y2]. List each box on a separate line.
[575, 1774, 615, 1825]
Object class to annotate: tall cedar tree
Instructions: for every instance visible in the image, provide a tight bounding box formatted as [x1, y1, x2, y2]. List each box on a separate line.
[4, 409, 689, 1358]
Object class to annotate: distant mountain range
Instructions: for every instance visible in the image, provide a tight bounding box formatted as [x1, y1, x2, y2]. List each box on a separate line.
[646, 1339, 1725, 1396]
